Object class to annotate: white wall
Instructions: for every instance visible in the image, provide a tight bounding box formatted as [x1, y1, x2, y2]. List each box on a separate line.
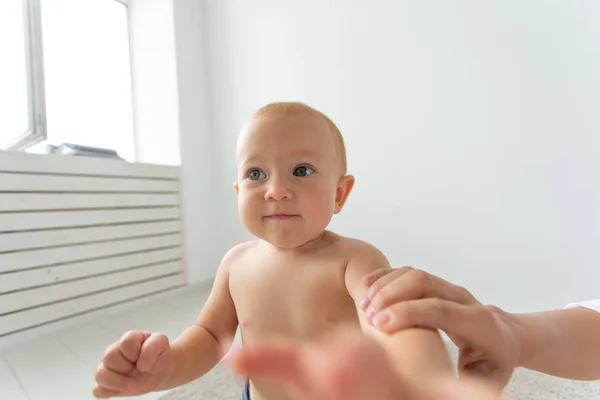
[200, 0, 600, 312]
[128, 0, 227, 283]
[172, 0, 228, 283]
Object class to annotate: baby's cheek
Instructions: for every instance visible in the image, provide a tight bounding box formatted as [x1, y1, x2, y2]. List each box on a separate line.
[238, 196, 259, 225]
[312, 194, 338, 221]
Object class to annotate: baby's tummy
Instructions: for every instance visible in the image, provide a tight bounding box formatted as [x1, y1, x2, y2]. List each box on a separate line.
[236, 302, 362, 399]
[249, 380, 297, 400]
[241, 313, 362, 400]
[239, 302, 361, 344]
[240, 309, 361, 354]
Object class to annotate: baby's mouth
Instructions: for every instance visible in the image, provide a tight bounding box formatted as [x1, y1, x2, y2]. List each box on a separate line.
[266, 214, 297, 220]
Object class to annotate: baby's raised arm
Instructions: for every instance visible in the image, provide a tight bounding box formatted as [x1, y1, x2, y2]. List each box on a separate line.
[344, 244, 453, 386]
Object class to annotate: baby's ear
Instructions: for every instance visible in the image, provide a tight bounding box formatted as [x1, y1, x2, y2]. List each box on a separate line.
[334, 175, 355, 214]
[233, 181, 239, 194]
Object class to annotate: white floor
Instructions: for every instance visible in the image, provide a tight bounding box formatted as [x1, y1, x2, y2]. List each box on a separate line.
[0, 283, 213, 400]
[4, 284, 600, 400]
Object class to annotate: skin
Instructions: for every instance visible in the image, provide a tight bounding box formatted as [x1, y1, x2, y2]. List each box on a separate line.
[92, 107, 600, 398]
[94, 113, 451, 400]
[93, 111, 453, 399]
[227, 265, 600, 399]
[363, 267, 600, 386]
[227, 328, 502, 400]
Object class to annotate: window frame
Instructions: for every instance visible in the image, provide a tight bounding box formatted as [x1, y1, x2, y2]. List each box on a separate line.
[7, 0, 47, 151]
[7, 0, 132, 152]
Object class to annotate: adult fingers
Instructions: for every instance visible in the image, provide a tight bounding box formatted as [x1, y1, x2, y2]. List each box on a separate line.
[371, 298, 514, 385]
[371, 297, 482, 339]
[228, 342, 305, 382]
[227, 341, 321, 399]
[363, 267, 408, 287]
[365, 268, 478, 315]
[229, 332, 413, 400]
[361, 267, 415, 308]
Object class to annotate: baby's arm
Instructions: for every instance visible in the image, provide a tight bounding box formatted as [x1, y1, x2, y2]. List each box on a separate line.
[344, 244, 453, 384]
[155, 245, 241, 390]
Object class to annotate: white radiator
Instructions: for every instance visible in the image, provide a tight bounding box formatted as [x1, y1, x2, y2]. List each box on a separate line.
[0, 151, 187, 338]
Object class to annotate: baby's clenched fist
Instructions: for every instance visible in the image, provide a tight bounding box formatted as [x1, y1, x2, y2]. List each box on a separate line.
[93, 331, 172, 398]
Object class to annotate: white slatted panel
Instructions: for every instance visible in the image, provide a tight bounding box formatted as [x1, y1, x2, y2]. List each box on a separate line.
[0, 151, 179, 178]
[0, 173, 179, 192]
[0, 275, 186, 336]
[0, 261, 183, 315]
[0, 151, 187, 337]
[0, 234, 182, 273]
[0, 221, 182, 252]
[0, 248, 182, 293]
[0, 208, 179, 232]
[0, 193, 179, 211]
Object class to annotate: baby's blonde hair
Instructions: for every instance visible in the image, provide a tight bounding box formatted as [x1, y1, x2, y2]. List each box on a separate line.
[253, 102, 347, 174]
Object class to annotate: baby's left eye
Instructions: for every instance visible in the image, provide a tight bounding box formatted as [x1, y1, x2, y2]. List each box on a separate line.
[293, 166, 314, 177]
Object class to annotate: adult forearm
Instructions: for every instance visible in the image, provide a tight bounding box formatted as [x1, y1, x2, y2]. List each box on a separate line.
[511, 308, 600, 380]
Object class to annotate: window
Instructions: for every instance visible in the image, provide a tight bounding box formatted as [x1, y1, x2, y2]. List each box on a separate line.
[1, 0, 135, 161]
[0, 0, 46, 151]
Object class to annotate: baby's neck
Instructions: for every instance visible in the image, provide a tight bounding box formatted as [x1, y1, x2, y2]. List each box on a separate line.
[262, 230, 333, 254]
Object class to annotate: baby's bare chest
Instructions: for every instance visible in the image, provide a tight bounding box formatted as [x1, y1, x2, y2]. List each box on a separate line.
[229, 254, 360, 343]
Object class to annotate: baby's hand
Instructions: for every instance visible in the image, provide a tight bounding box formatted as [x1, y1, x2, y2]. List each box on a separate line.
[93, 331, 172, 398]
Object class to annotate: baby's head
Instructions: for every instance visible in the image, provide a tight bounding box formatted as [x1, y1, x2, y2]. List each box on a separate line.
[235, 102, 355, 249]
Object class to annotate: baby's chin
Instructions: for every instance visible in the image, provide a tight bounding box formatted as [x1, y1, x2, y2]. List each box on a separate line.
[258, 230, 325, 251]
[263, 236, 310, 250]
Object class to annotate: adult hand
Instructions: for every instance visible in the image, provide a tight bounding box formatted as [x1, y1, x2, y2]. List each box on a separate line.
[228, 329, 501, 400]
[361, 267, 520, 388]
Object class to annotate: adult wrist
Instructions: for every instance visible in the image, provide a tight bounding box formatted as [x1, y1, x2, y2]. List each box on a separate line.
[507, 311, 557, 369]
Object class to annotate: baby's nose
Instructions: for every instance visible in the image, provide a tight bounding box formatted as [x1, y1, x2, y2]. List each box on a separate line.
[265, 180, 292, 201]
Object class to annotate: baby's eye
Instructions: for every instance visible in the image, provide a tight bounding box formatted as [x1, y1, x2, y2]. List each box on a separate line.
[293, 166, 314, 177]
[248, 169, 266, 180]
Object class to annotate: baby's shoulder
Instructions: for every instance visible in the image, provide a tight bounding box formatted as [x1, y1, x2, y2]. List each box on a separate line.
[334, 234, 387, 260]
[329, 234, 391, 291]
[220, 240, 259, 267]
[330, 233, 391, 273]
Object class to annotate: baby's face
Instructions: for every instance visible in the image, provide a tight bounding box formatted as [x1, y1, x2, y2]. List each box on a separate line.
[235, 113, 348, 249]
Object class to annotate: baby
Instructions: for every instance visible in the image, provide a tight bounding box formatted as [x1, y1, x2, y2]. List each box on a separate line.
[93, 102, 453, 400]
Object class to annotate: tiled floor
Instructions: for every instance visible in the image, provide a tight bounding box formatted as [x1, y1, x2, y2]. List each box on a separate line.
[0, 284, 213, 400]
